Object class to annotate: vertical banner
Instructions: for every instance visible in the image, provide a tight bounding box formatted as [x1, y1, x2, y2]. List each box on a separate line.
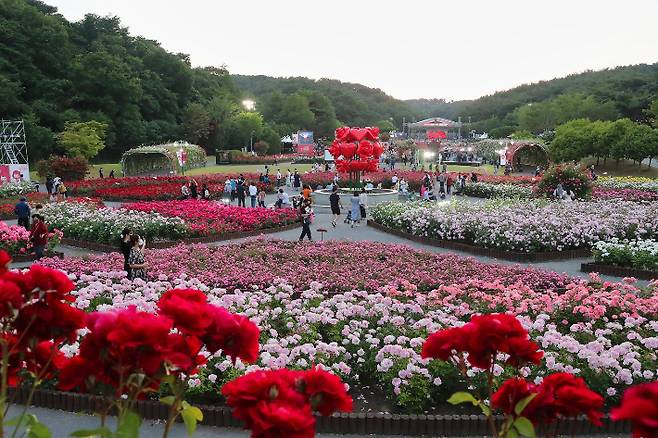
[295, 131, 315, 156]
[0, 165, 10, 184]
[9, 164, 30, 182]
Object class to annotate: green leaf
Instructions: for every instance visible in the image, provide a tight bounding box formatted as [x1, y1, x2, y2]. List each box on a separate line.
[514, 393, 538, 416]
[160, 395, 176, 406]
[181, 406, 203, 437]
[116, 410, 141, 438]
[447, 391, 478, 406]
[505, 427, 519, 438]
[70, 428, 112, 438]
[513, 417, 536, 438]
[479, 403, 492, 416]
[27, 421, 52, 438]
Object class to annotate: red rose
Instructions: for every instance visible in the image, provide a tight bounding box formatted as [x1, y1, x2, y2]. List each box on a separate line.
[246, 401, 315, 438]
[534, 373, 604, 426]
[157, 288, 212, 336]
[504, 337, 544, 367]
[611, 381, 658, 438]
[492, 377, 536, 415]
[24, 264, 75, 299]
[301, 367, 353, 416]
[15, 296, 86, 343]
[0, 250, 11, 274]
[421, 328, 466, 361]
[26, 341, 67, 380]
[0, 278, 23, 318]
[202, 306, 260, 363]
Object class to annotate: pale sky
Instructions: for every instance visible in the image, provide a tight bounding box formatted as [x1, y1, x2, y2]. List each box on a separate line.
[46, 0, 658, 101]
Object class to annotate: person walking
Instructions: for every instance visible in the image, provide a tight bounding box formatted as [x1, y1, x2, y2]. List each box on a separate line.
[127, 234, 147, 281]
[286, 169, 292, 187]
[29, 214, 48, 259]
[14, 197, 30, 229]
[236, 180, 246, 207]
[391, 173, 399, 190]
[230, 178, 237, 202]
[276, 188, 290, 208]
[293, 170, 301, 190]
[46, 176, 54, 197]
[99, 168, 104, 179]
[189, 179, 199, 199]
[257, 188, 266, 207]
[298, 198, 313, 241]
[349, 191, 362, 227]
[109, 169, 115, 178]
[180, 182, 190, 200]
[57, 182, 67, 201]
[248, 182, 258, 207]
[329, 186, 341, 227]
[276, 169, 282, 187]
[359, 188, 368, 221]
[119, 228, 132, 278]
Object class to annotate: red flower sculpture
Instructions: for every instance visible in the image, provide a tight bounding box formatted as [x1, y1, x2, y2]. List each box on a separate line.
[329, 127, 381, 178]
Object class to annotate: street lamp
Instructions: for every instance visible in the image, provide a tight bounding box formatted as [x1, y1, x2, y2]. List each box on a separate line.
[242, 99, 255, 111]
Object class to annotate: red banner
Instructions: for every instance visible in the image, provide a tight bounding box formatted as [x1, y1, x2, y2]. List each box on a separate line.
[296, 144, 314, 156]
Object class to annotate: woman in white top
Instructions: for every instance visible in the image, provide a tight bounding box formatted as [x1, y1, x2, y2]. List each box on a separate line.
[359, 188, 369, 220]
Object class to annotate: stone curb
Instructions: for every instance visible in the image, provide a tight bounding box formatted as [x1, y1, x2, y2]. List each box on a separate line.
[367, 220, 592, 262]
[61, 222, 301, 253]
[10, 251, 64, 262]
[8, 388, 630, 436]
[581, 262, 658, 281]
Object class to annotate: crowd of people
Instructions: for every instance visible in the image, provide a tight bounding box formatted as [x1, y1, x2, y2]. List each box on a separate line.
[12, 196, 50, 259]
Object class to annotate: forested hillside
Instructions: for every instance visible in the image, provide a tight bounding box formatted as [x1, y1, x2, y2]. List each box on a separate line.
[407, 64, 658, 135]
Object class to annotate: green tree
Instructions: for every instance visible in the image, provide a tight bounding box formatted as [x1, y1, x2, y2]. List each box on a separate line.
[224, 111, 264, 150]
[548, 119, 593, 163]
[57, 120, 108, 159]
[646, 98, 658, 128]
[302, 91, 339, 138]
[181, 103, 211, 145]
[253, 140, 269, 155]
[259, 125, 282, 154]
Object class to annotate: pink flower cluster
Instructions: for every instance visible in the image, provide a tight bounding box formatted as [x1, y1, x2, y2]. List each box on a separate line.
[122, 200, 299, 236]
[592, 187, 658, 202]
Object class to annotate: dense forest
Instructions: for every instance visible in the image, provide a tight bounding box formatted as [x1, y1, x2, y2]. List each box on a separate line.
[1, 0, 657, 164]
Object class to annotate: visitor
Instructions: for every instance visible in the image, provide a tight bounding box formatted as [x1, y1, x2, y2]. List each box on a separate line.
[438, 172, 447, 198]
[265, 165, 269, 175]
[391, 173, 399, 189]
[298, 198, 313, 241]
[259, 173, 265, 183]
[293, 170, 301, 190]
[329, 186, 341, 228]
[349, 191, 362, 227]
[470, 172, 478, 183]
[553, 183, 565, 200]
[442, 162, 447, 174]
[257, 188, 266, 207]
[45, 176, 54, 197]
[399, 178, 408, 193]
[127, 234, 147, 281]
[302, 184, 312, 200]
[446, 172, 453, 195]
[230, 178, 237, 201]
[34, 204, 44, 216]
[276, 188, 290, 208]
[14, 197, 30, 229]
[180, 182, 190, 200]
[248, 181, 258, 207]
[223, 179, 232, 201]
[29, 214, 48, 259]
[109, 169, 115, 178]
[189, 178, 198, 199]
[276, 169, 282, 187]
[535, 166, 541, 177]
[202, 184, 210, 200]
[589, 165, 598, 181]
[57, 182, 67, 201]
[359, 187, 368, 220]
[286, 169, 292, 187]
[99, 168, 104, 179]
[563, 188, 576, 202]
[119, 228, 132, 278]
[236, 180, 246, 207]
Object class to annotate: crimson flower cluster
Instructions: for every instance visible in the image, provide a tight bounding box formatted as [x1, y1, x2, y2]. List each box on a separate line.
[611, 381, 658, 438]
[492, 374, 604, 426]
[0, 250, 86, 385]
[421, 313, 543, 369]
[59, 288, 260, 393]
[222, 367, 353, 438]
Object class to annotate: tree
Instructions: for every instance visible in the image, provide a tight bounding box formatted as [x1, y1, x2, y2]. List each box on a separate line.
[224, 112, 264, 150]
[646, 98, 658, 128]
[57, 120, 108, 159]
[252, 141, 269, 156]
[181, 103, 211, 145]
[259, 125, 282, 154]
[548, 119, 593, 163]
[303, 91, 339, 138]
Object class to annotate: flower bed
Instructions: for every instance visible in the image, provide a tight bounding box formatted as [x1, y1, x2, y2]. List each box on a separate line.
[591, 238, 658, 272]
[122, 200, 299, 236]
[37, 245, 658, 414]
[0, 181, 36, 198]
[461, 182, 533, 199]
[40, 239, 571, 292]
[596, 176, 658, 193]
[371, 199, 658, 253]
[592, 187, 658, 202]
[0, 192, 50, 218]
[0, 220, 62, 256]
[41, 202, 189, 244]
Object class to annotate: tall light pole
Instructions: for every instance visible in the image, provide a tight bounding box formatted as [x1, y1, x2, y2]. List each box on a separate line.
[249, 131, 254, 153]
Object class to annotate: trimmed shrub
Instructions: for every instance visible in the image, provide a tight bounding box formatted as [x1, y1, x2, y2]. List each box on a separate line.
[36, 156, 90, 181]
[536, 164, 592, 199]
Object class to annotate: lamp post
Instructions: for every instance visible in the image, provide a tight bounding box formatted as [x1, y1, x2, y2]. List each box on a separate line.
[249, 131, 254, 154]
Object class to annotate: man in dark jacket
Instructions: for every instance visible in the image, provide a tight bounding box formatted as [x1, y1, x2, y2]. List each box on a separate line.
[14, 197, 30, 229]
[30, 214, 49, 259]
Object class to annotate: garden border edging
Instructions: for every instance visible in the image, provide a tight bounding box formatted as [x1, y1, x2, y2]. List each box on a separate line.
[367, 220, 592, 262]
[581, 262, 658, 280]
[8, 388, 630, 436]
[61, 222, 301, 253]
[11, 251, 64, 262]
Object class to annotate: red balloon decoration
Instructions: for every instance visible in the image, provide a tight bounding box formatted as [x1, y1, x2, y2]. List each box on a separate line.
[328, 126, 381, 176]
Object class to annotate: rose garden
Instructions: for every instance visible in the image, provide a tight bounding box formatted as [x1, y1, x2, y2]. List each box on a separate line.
[0, 125, 656, 438]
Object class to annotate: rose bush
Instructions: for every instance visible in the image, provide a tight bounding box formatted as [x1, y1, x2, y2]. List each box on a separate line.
[372, 198, 658, 253]
[122, 200, 299, 236]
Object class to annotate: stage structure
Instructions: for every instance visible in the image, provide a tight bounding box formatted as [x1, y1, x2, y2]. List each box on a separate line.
[407, 117, 462, 141]
[0, 120, 30, 183]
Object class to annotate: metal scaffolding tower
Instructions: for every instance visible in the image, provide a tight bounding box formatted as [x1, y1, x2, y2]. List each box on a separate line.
[0, 120, 28, 164]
